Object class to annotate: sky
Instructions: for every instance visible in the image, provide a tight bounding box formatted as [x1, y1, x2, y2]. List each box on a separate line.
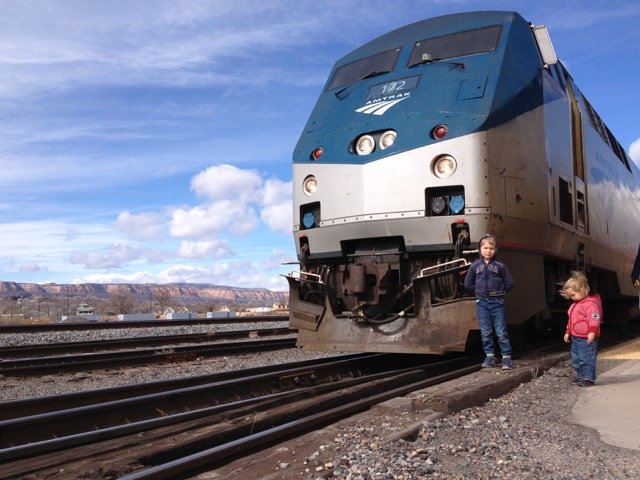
[1, 0, 639, 291]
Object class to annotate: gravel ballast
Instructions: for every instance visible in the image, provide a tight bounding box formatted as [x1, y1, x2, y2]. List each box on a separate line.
[281, 361, 640, 480]
[1, 328, 639, 479]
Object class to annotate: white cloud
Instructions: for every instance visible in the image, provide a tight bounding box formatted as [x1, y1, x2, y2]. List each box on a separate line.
[69, 243, 141, 269]
[190, 164, 262, 202]
[261, 248, 295, 270]
[156, 265, 215, 284]
[78, 271, 158, 284]
[115, 211, 166, 241]
[0, 1, 332, 97]
[178, 240, 232, 259]
[260, 203, 292, 234]
[170, 163, 292, 239]
[630, 138, 640, 167]
[64, 228, 81, 241]
[169, 200, 259, 238]
[260, 178, 291, 206]
[18, 262, 43, 272]
[182, 166, 292, 236]
[258, 178, 292, 234]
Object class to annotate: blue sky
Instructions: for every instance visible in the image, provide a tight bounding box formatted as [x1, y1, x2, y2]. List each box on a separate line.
[1, 0, 639, 291]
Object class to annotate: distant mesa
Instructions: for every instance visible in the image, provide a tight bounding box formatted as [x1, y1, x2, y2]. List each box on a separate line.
[0, 281, 287, 305]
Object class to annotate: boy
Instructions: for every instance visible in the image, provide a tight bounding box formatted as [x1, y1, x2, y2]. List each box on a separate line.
[464, 234, 515, 369]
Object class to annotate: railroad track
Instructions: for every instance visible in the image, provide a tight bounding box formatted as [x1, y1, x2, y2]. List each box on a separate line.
[0, 327, 294, 358]
[0, 353, 480, 479]
[0, 331, 296, 376]
[0, 315, 288, 333]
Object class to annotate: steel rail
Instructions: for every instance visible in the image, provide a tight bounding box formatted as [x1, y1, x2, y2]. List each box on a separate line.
[0, 327, 294, 358]
[120, 363, 480, 480]
[0, 315, 288, 333]
[0, 356, 478, 479]
[0, 353, 366, 420]
[0, 360, 448, 463]
[0, 337, 296, 376]
[0, 353, 389, 449]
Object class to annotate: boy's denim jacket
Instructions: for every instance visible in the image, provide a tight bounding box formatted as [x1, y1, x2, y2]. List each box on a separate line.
[464, 257, 514, 298]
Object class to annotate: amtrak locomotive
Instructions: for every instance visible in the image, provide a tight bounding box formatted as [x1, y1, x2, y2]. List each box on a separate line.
[285, 11, 640, 354]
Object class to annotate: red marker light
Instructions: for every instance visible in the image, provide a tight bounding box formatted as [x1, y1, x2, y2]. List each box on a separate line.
[311, 147, 324, 160]
[432, 124, 448, 140]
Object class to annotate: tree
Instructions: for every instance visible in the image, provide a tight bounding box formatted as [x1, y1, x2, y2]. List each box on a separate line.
[111, 292, 135, 314]
[154, 287, 173, 313]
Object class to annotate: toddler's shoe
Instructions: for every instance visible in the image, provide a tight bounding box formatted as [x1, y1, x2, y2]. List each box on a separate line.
[481, 356, 497, 368]
[501, 357, 513, 370]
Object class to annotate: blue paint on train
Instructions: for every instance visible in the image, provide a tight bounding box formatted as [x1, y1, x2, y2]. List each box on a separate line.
[294, 11, 545, 166]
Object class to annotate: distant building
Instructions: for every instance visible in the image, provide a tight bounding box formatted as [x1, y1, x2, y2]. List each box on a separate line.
[207, 311, 236, 319]
[245, 306, 272, 313]
[61, 314, 102, 322]
[117, 313, 155, 321]
[76, 303, 94, 315]
[166, 311, 192, 320]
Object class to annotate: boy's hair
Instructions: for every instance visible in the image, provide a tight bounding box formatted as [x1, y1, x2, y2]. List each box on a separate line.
[560, 271, 590, 299]
[479, 233, 497, 247]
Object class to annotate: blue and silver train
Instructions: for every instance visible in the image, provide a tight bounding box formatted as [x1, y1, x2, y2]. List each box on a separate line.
[285, 11, 640, 354]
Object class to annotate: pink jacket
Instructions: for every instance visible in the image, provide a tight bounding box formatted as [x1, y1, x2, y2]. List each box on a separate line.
[565, 294, 602, 338]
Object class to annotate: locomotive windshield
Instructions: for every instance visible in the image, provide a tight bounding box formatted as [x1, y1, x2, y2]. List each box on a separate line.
[327, 47, 401, 91]
[408, 24, 502, 66]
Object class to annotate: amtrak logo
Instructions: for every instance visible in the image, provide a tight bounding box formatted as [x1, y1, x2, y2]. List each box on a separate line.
[356, 93, 410, 115]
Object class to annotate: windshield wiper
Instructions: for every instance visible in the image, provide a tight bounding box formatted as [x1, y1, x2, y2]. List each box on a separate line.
[410, 54, 464, 70]
[334, 70, 391, 99]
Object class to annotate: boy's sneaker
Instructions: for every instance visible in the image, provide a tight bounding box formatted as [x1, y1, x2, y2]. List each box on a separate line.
[571, 377, 582, 385]
[501, 357, 513, 370]
[577, 379, 594, 387]
[481, 356, 497, 368]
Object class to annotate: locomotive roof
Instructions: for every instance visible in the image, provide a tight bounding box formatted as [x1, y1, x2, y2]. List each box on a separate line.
[335, 11, 527, 67]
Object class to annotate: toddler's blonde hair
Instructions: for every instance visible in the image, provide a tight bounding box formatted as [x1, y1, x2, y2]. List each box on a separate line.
[560, 271, 590, 299]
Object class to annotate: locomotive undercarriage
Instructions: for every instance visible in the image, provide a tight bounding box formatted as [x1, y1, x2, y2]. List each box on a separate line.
[284, 234, 478, 353]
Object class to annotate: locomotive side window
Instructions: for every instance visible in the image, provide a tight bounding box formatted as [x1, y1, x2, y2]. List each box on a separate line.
[408, 25, 502, 67]
[583, 96, 633, 172]
[327, 47, 401, 91]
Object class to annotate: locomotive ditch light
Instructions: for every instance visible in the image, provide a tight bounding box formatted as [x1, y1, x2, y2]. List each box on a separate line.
[303, 175, 318, 196]
[431, 124, 449, 140]
[379, 130, 397, 149]
[431, 196, 447, 214]
[302, 212, 316, 228]
[432, 154, 457, 178]
[449, 194, 465, 213]
[355, 134, 375, 155]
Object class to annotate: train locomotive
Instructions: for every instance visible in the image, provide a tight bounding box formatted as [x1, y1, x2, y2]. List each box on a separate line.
[284, 11, 640, 354]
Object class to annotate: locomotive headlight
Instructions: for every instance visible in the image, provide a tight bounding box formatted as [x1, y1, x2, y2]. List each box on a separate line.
[303, 175, 318, 196]
[355, 134, 375, 155]
[432, 155, 457, 178]
[379, 130, 397, 150]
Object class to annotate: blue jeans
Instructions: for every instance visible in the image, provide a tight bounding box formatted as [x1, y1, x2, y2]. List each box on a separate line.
[476, 297, 512, 357]
[571, 336, 598, 381]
